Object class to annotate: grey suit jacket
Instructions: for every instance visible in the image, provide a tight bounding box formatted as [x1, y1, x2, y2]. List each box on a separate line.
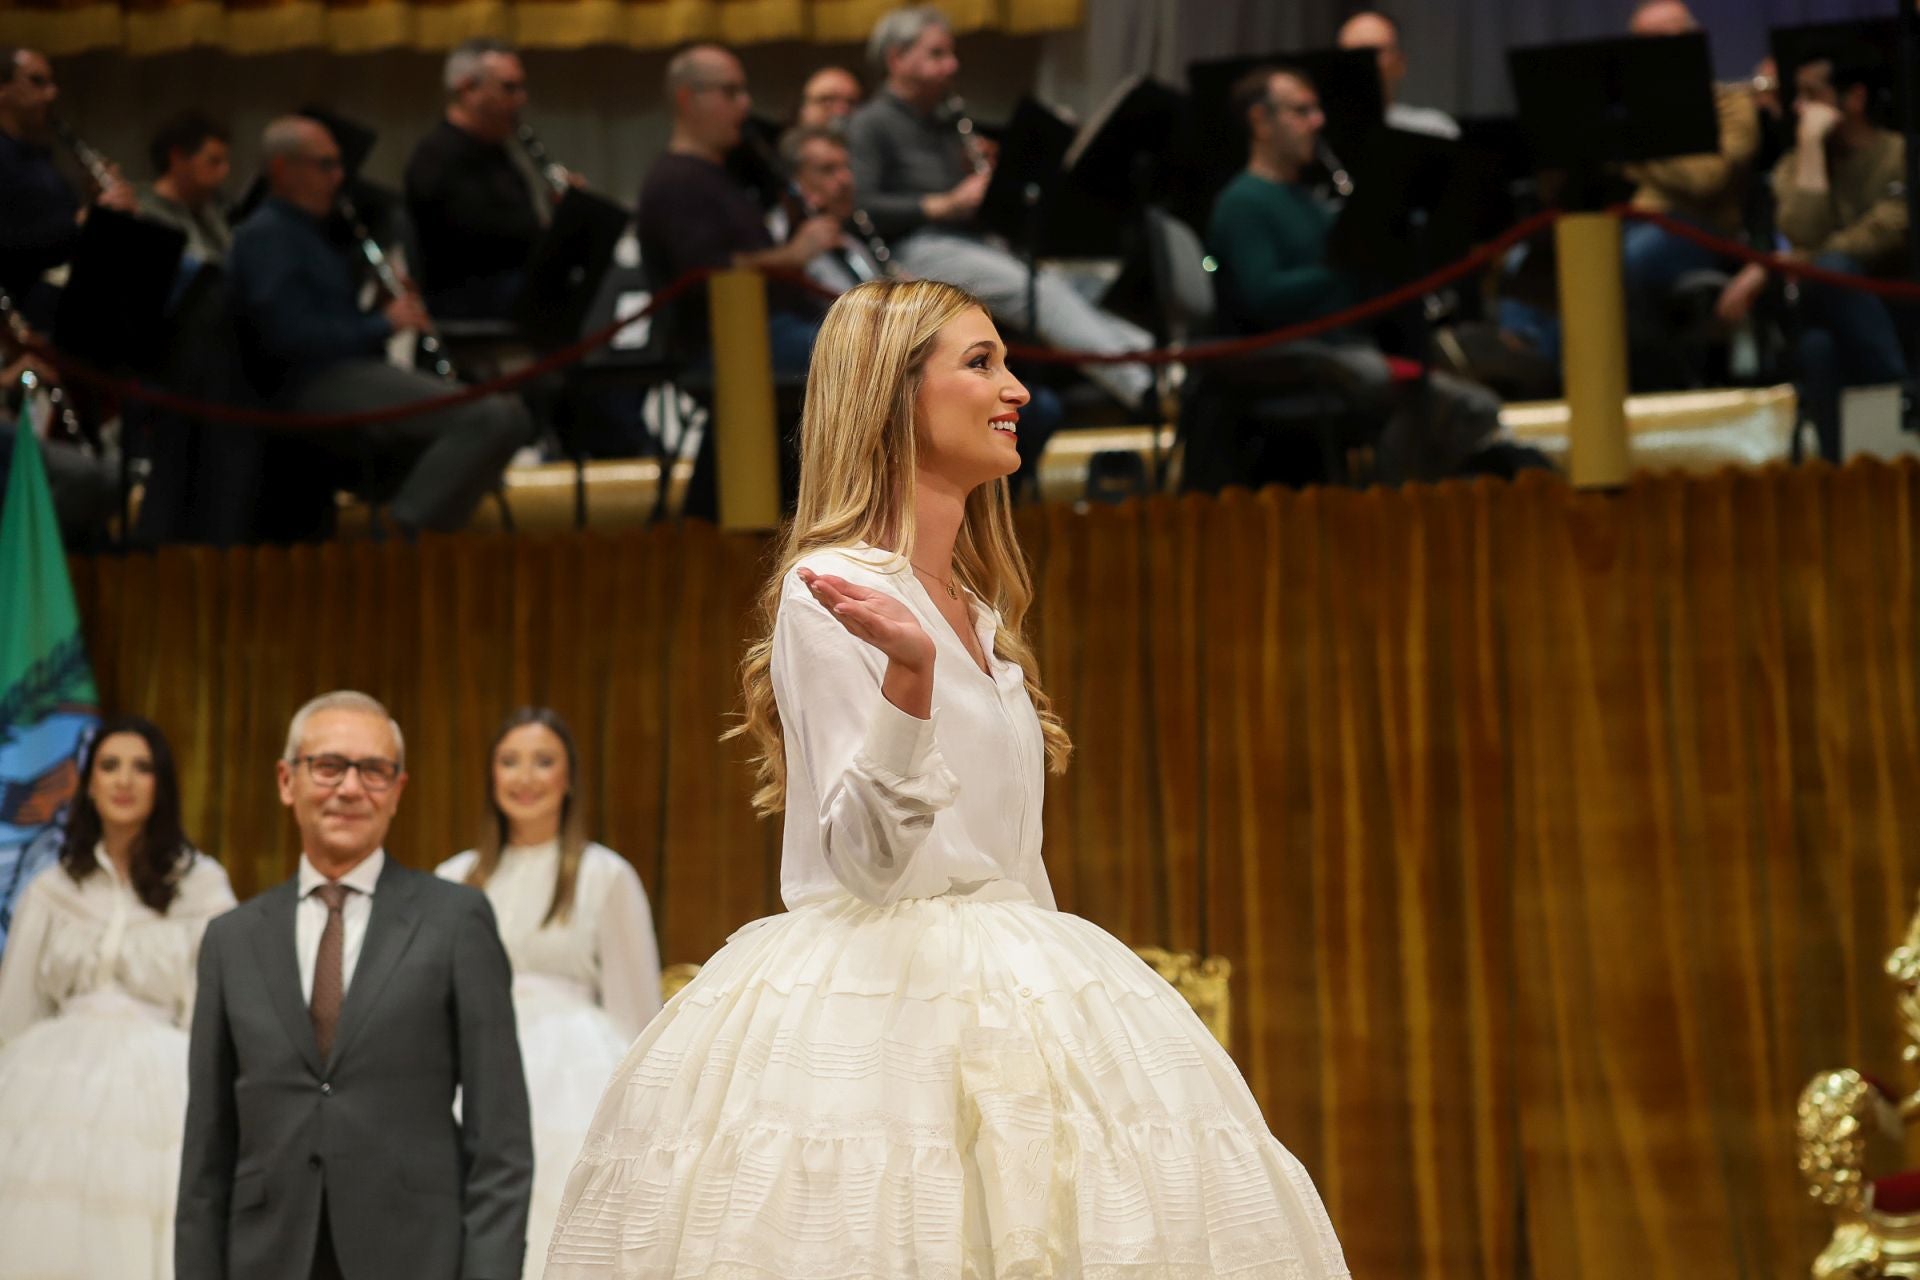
[176, 857, 532, 1280]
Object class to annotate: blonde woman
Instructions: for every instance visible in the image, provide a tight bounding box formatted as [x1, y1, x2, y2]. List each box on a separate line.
[546, 281, 1349, 1278]
[436, 707, 661, 1280]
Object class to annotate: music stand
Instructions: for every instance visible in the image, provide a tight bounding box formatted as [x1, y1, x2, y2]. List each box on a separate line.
[1506, 32, 1720, 206]
[54, 208, 185, 374]
[512, 189, 629, 346]
[1326, 127, 1504, 464]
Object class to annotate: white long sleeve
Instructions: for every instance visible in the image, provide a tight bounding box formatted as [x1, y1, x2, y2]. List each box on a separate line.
[596, 854, 663, 1040]
[774, 571, 970, 906]
[773, 548, 1051, 911]
[0, 870, 56, 1046]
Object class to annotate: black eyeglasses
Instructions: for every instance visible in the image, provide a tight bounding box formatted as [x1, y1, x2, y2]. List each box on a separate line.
[290, 754, 402, 791]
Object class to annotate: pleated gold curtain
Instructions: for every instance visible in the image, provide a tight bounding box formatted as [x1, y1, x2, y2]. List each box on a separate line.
[68, 463, 1920, 1279]
[0, 0, 1077, 57]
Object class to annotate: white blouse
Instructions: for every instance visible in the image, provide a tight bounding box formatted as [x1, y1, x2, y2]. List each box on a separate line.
[436, 841, 662, 1040]
[0, 847, 236, 1045]
[774, 546, 1056, 912]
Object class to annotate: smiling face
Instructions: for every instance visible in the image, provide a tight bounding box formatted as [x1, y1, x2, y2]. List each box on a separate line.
[912, 306, 1028, 494]
[87, 731, 156, 834]
[490, 721, 570, 844]
[277, 708, 406, 873]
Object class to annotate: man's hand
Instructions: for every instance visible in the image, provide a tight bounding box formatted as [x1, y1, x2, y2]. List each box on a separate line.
[383, 293, 432, 334]
[790, 215, 845, 261]
[1798, 101, 1843, 145]
[1715, 262, 1769, 325]
[923, 168, 991, 223]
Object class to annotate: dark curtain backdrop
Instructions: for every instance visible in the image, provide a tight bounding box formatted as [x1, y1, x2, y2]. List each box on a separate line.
[70, 464, 1920, 1279]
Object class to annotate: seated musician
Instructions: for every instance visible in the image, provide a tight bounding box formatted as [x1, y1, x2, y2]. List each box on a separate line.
[0, 46, 137, 328]
[844, 5, 1155, 416]
[405, 38, 565, 321]
[137, 111, 233, 266]
[1716, 53, 1909, 460]
[1206, 66, 1546, 482]
[638, 44, 839, 373]
[226, 116, 529, 535]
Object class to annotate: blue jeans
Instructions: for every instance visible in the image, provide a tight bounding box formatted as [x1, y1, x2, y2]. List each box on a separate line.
[1621, 220, 1723, 296]
[1795, 251, 1909, 461]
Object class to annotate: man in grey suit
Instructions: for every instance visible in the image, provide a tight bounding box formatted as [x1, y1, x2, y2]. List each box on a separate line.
[177, 690, 532, 1280]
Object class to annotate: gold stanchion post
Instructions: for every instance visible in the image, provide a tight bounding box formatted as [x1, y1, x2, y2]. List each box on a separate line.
[706, 269, 782, 530]
[1553, 212, 1632, 488]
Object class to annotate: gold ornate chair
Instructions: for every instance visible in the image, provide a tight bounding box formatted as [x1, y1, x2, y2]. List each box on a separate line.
[656, 948, 1234, 1050]
[1799, 900, 1920, 1278]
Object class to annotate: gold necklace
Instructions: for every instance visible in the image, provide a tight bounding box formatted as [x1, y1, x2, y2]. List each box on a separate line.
[911, 562, 959, 600]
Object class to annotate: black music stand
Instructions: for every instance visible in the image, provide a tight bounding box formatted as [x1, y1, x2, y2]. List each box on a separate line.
[1326, 127, 1503, 469]
[54, 209, 184, 375]
[512, 189, 629, 346]
[1506, 32, 1720, 207]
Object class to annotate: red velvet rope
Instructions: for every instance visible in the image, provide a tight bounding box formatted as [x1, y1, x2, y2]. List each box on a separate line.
[15, 205, 1920, 430]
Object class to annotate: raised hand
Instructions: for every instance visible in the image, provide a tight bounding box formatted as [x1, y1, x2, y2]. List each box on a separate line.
[799, 568, 936, 718]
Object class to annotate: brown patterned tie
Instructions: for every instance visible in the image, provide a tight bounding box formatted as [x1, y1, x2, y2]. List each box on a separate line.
[309, 881, 351, 1061]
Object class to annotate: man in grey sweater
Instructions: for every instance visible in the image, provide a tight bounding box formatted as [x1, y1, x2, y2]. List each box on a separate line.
[844, 5, 1153, 415]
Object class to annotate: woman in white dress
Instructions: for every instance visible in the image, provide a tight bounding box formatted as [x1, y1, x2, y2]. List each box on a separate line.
[0, 716, 235, 1280]
[545, 280, 1350, 1278]
[437, 706, 662, 1279]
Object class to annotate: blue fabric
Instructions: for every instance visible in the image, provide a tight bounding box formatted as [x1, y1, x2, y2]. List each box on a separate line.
[1795, 251, 1910, 461]
[226, 197, 393, 395]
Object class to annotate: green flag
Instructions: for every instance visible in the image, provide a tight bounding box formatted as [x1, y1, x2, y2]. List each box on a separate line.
[0, 406, 100, 948]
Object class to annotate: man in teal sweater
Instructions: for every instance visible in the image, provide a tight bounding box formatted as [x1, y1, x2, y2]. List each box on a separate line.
[1204, 66, 1541, 482]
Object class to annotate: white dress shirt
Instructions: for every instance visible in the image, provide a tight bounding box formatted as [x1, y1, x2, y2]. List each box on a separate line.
[435, 841, 663, 1040]
[295, 849, 385, 1003]
[772, 545, 1057, 912]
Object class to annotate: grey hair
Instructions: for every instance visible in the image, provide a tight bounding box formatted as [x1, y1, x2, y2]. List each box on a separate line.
[261, 115, 322, 164]
[283, 690, 406, 769]
[444, 37, 516, 95]
[780, 122, 846, 171]
[867, 5, 950, 75]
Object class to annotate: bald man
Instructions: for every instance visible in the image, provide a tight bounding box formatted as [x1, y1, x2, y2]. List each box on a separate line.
[1335, 11, 1459, 140]
[637, 44, 840, 372]
[226, 116, 531, 534]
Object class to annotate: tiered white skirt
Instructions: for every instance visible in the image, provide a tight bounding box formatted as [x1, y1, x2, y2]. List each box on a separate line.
[0, 991, 188, 1280]
[546, 894, 1349, 1279]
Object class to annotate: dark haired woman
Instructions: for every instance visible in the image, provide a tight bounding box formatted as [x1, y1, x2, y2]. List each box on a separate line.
[0, 717, 234, 1279]
[436, 707, 661, 1279]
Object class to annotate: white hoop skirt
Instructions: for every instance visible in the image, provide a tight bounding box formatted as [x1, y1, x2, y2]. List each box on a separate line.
[546, 894, 1350, 1279]
[0, 993, 189, 1280]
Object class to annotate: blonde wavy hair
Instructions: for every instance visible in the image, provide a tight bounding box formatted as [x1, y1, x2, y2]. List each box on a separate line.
[730, 278, 1072, 814]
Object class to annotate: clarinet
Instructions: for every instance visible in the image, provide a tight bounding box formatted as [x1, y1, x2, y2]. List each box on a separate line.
[846, 207, 901, 281]
[0, 287, 87, 446]
[49, 116, 116, 195]
[516, 122, 572, 200]
[337, 195, 458, 382]
[1315, 138, 1354, 200]
[945, 95, 992, 176]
